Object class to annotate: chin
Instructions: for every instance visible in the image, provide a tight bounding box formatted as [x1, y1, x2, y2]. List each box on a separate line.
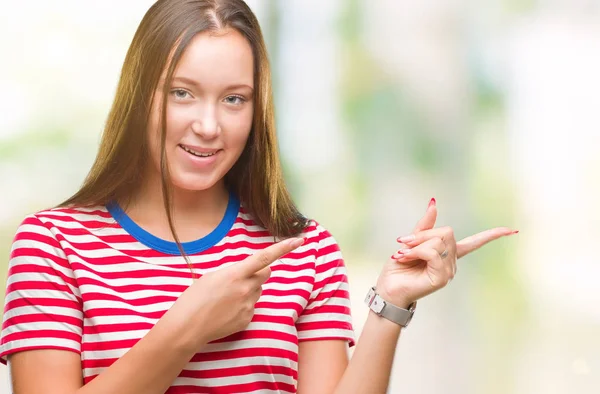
[170, 173, 224, 193]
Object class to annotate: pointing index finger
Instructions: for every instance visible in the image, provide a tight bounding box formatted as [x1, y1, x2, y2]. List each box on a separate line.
[456, 227, 517, 258]
[239, 237, 305, 276]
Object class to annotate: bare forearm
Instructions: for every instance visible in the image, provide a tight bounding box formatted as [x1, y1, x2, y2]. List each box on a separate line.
[77, 312, 203, 394]
[334, 311, 402, 394]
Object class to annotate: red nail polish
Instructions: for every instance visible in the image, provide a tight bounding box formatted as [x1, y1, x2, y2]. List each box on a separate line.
[512, 230, 519, 234]
[429, 198, 436, 208]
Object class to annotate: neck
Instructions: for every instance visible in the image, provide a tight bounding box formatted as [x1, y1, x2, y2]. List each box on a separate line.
[123, 172, 231, 243]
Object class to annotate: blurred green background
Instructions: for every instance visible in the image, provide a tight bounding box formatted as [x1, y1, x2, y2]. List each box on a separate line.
[1, 1, 599, 393]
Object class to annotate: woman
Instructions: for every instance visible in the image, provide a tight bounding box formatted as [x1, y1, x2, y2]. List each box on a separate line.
[0, 1, 516, 393]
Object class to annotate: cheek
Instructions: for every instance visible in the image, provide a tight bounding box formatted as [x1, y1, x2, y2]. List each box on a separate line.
[223, 108, 253, 148]
[149, 103, 187, 155]
[164, 105, 190, 142]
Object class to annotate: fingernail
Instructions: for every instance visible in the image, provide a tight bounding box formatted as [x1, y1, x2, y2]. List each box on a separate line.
[398, 235, 415, 243]
[429, 198, 436, 208]
[288, 238, 304, 248]
[392, 252, 404, 259]
[397, 249, 411, 257]
[511, 230, 519, 235]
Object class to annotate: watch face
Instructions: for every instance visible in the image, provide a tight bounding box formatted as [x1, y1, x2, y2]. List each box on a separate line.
[370, 296, 385, 314]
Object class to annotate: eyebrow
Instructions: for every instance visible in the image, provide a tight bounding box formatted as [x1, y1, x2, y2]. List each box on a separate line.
[171, 76, 254, 91]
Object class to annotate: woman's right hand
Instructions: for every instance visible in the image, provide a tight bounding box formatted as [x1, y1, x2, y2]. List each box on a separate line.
[164, 237, 305, 349]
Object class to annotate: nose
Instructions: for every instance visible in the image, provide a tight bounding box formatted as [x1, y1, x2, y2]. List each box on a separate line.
[191, 103, 220, 139]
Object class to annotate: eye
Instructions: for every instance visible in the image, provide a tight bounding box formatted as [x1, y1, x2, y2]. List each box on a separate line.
[223, 95, 246, 106]
[171, 89, 192, 101]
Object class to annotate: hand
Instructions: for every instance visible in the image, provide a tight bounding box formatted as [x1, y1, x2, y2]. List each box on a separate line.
[375, 199, 517, 308]
[166, 237, 305, 348]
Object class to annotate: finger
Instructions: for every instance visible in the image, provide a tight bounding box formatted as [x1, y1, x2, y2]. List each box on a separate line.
[394, 242, 411, 255]
[412, 198, 438, 233]
[250, 287, 262, 304]
[397, 226, 455, 247]
[396, 239, 449, 286]
[414, 238, 454, 281]
[393, 237, 445, 263]
[252, 265, 272, 285]
[239, 237, 304, 276]
[395, 238, 455, 280]
[456, 227, 518, 258]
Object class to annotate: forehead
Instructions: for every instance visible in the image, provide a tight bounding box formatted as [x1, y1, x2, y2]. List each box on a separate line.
[170, 28, 254, 89]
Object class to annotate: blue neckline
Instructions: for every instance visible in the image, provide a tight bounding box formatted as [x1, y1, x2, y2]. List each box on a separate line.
[106, 193, 240, 255]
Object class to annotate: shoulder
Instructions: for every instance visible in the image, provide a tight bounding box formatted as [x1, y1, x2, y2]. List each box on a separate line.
[13, 205, 113, 239]
[299, 220, 343, 266]
[235, 207, 340, 253]
[32, 205, 113, 223]
[302, 220, 339, 247]
[8, 206, 115, 279]
[8, 207, 112, 275]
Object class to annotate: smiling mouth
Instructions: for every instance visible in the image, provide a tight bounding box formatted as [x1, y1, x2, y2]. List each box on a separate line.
[179, 144, 219, 157]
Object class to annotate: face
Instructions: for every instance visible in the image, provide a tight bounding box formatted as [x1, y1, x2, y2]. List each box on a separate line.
[147, 28, 254, 194]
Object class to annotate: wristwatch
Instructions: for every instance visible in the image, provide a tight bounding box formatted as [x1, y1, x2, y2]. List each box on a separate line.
[364, 286, 417, 328]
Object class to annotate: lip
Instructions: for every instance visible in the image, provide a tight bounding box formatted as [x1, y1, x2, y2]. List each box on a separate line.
[178, 144, 221, 168]
[179, 144, 221, 154]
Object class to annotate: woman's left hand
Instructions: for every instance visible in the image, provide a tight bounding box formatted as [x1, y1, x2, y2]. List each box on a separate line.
[375, 199, 518, 308]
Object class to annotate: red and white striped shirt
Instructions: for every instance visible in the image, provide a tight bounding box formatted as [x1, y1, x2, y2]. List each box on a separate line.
[0, 195, 354, 393]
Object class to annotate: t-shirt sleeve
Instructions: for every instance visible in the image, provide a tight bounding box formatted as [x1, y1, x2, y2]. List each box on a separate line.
[0, 214, 83, 364]
[296, 224, 355, 346]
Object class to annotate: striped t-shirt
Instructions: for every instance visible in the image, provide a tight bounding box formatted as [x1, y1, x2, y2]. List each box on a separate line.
[0, 194, 354, 393]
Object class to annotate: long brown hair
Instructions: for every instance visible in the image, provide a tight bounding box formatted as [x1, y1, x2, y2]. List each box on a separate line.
[60, 0, 307, 248]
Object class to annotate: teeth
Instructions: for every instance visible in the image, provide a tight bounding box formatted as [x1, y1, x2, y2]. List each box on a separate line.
[181, 145, 216, 157]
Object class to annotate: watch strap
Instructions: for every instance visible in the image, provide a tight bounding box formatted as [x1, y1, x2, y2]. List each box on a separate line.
[364, 286, 416, 327]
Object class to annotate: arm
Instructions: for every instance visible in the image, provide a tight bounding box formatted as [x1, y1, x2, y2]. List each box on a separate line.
[298, 200, 516, 393]
[297, 311, 402, 394]
[9, 310, 204, 394]
[334, 311, 403, 394]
